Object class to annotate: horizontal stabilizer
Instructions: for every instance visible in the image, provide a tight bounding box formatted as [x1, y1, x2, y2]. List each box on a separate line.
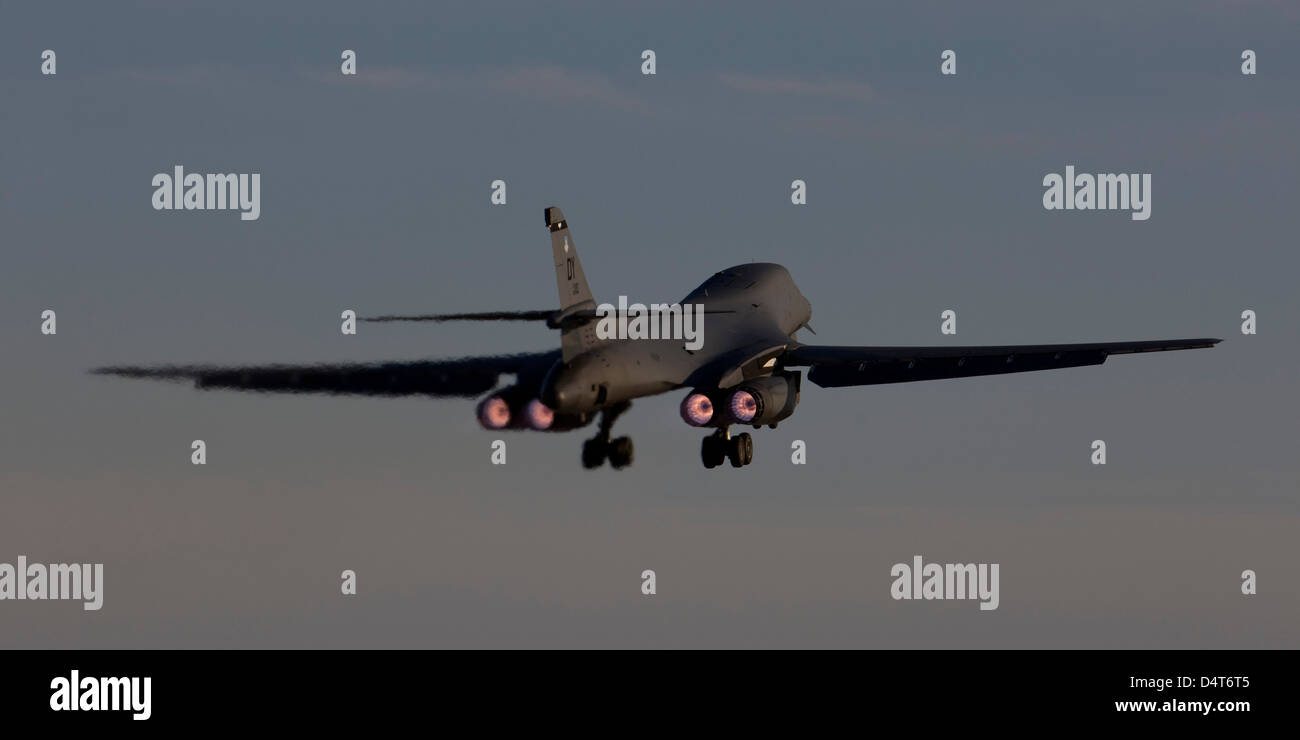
[363, 311, 555, 323]
[363, 308, 735, 330]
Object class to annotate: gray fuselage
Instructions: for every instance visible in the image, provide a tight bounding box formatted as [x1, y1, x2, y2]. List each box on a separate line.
[543, 263, 812, 413]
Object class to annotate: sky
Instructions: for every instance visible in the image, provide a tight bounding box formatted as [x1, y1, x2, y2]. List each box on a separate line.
[1, 0, 1297, 648]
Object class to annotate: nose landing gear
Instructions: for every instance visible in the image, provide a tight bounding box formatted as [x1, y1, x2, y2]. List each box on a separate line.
[581, 401, 634, 470]
[701, 428, 753, 469]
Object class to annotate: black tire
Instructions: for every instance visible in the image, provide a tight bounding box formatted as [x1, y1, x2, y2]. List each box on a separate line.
[609, 436, 634, 469]
[728, 436, 745, 467]
[582, 438, 607, 469]
[739, 433, 753, 465]
[701, 436, 721, 469]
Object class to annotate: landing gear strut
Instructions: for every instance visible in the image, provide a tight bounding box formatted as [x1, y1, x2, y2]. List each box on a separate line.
[582, 401, 634, 470]
[701, 428, 753, 469]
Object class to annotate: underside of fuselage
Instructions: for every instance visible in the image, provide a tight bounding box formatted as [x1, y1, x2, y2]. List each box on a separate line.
[473, 262, 813, 469]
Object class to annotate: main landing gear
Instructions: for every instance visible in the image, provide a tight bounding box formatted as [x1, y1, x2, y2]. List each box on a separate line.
[701, 428, 753, 469]
[582, 401, 634, 470]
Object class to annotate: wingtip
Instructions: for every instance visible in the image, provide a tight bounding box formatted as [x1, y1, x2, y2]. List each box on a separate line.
[89, 366, 142, 378]
[88, 365, 193, 381]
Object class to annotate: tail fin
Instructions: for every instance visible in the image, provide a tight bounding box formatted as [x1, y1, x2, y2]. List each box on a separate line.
[547, 207, 594, 310]
[546, 207, 604, 361]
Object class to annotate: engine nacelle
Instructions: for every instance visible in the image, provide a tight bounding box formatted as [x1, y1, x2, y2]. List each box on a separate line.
[725, 372, 801, 426]
[476, 388, 525, 430]
[679, 392, 716, 427]
[477, 386, 592, 432]
[680, 372, 802, 428]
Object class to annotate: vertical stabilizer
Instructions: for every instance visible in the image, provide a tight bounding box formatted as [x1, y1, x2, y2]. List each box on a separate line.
[545, 207, 603, 361]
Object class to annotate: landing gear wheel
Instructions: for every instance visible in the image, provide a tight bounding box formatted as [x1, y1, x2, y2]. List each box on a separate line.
[609, 436, 634, 469]
[728, 433, 753, 468]
[580, 402, 633, 470]
[582, 438, 607, 469]
[701, 435, 725, 469]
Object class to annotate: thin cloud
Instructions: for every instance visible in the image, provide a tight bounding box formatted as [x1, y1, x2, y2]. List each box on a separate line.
[717, 72, 873, 103]
[117, 64, 247, 86]
[320, 64, 651, 113]
[112, 62, 651, 114]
